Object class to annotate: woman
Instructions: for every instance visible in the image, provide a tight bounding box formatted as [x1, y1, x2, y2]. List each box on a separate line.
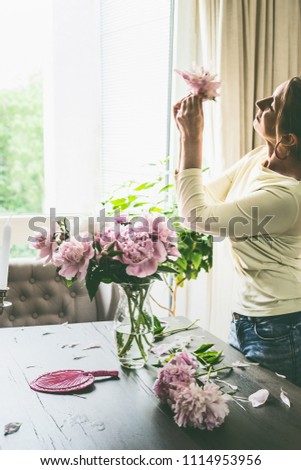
[174, 77, 301, 387]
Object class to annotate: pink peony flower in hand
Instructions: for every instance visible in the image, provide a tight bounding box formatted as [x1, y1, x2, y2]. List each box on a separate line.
[175, 64, 220, 100]
[53, 236, 94, 281]
[171, 382, 230, 430]
[31, 232, 58, 264]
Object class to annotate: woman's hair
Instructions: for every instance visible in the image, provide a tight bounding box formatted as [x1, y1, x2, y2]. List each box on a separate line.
[276, 76, 301, 158]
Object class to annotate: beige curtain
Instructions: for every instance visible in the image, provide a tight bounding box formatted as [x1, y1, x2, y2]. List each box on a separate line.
[173, 0, 301, 339]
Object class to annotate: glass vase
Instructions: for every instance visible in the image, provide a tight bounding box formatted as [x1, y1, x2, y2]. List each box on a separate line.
[114, 281, 154, 369]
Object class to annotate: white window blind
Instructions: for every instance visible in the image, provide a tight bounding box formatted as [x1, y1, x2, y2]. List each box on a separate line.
[99, 0, 174, 197]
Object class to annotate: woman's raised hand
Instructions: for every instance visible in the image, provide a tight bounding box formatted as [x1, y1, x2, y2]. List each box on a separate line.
[173, 95, 204, 142]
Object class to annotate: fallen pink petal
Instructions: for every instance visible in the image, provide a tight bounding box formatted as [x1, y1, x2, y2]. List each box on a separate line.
[280, 389, 291, 408]
[151, 343, 173, 356]
[82, 344, 102, 350]
[151, 337, 192, 357]
[216, 379, 238, 391]
[275, 372, 286, 379]
[4, 422, 22, 436]
[248, 389, 269, 407]
[61, 343, 79, 349]
[232, 360, 259, 368]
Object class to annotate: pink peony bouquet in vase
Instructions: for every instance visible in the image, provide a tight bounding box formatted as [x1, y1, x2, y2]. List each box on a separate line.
[31, 215, 180, 369]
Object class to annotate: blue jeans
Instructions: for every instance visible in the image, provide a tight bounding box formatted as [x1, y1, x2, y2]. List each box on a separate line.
[228, 311, 301, 387]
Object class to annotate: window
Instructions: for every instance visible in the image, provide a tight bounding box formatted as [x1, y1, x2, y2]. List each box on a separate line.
[99, 0, 174, 196]
[0, 0, 44, 216]
[42, 0, 174, 214]
[0, 0, 174, 264]
[0, 0, 45, 257]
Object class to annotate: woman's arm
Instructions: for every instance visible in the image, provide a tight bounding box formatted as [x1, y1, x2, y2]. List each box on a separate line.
[174, 95, 204, 172]
[173, 96, 298, 236]
[175, 171, 298, 237]
[174, 94, 248, 203]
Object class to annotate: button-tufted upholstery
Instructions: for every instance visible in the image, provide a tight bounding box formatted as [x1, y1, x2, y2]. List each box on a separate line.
[0, 259, 119, 328]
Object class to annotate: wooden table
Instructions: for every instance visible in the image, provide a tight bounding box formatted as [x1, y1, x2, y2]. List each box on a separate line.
[0, 317, 300, 450]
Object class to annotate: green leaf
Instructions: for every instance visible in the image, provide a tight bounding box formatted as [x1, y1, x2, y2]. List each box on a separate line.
[134, 182, 156, 191]
[110, 198, 126, 206]
[113, 202, 130, 211]
[176, 258, 187, 270]
[65, 278, 76, 287]
[196, 350, 223, 366]
[108, 250, 123, 256]
[191, 252, 202, 270]
[128, 195, 138, 202]
[149, 206, 163, 213]
[133, 202, 148, 207]
[159, 184, 174, 193]
[153, 315, 166, 336]
[152, 361, 164, 368]
[149, 272, 163, 281]
[86, 270, 105, 300]
[193, 343, 214, 354]
[157, 265, 178, 274]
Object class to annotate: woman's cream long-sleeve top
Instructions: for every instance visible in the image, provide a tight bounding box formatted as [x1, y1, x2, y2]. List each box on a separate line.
[175, 146, 301, 316]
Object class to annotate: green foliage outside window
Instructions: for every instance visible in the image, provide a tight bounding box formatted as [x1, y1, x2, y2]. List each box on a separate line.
[0, 76, 44, 258]
[0, 76, 44, 215]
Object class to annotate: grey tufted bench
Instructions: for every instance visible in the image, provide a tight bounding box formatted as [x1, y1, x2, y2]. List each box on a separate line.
[0, 259, 119, 328]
